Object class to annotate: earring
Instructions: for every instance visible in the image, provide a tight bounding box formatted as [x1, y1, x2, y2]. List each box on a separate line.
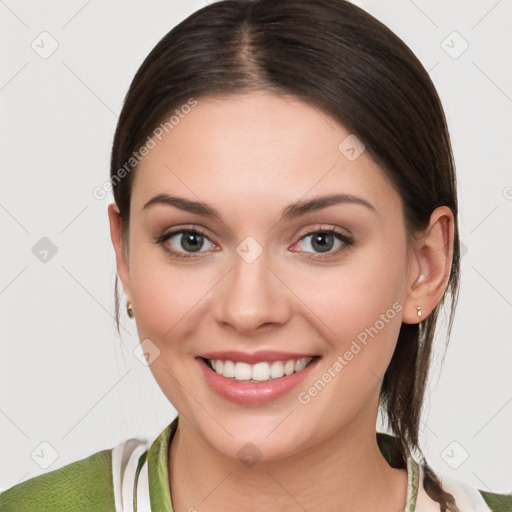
[417, 306, 424, 343]
[127, 302, 135, 319]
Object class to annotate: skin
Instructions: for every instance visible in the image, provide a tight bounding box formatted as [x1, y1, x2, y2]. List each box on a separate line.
[108, 92, 454, 512]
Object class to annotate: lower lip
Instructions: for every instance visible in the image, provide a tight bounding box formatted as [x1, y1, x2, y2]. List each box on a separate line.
[196, 357, 320, 404]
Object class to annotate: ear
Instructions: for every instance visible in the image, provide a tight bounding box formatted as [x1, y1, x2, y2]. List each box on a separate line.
[107, 203, 132, 302]
[402, 206, 455, 324]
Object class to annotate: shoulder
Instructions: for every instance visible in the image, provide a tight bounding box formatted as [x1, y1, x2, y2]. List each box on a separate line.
[415, 463, 512, 512]
[0, 449, 115, 512]
[0, 437, 151, 512]
[477, 490, 512, 512]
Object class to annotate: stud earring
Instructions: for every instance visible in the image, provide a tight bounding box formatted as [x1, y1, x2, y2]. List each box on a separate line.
[127, 302, 135, 319]
[416, 306, 422, 318]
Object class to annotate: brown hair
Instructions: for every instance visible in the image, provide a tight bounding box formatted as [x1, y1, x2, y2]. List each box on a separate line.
[110, 1, 460, 509]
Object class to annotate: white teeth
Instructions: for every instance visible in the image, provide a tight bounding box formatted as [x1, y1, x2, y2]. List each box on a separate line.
[284, 360, 295, 376]
[252, 362, 271, 381]
[208, 357, 314, 382]
[270, 361, 284, 379]
[234, 362, 252, 381]
[295, 359, 307, 372]
[223, 360, 235, 378]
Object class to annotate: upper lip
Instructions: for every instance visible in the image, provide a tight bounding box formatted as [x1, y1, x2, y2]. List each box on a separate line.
[198, 350, 319, 364]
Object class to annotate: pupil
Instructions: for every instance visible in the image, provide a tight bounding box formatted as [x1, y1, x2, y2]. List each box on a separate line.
[312, 233, 333, 253]
[182, 232, 203, 252]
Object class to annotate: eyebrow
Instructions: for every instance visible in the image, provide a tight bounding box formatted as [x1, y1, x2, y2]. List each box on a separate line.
[142, 192, 376, 220]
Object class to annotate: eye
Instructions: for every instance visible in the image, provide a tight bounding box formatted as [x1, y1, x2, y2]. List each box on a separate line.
[154, 226, 353, 260]
[155, 228, 217, 258]
[291, 228, 354, 258]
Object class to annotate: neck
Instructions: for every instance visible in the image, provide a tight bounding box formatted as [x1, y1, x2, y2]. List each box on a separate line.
[168, 410, 407, 512]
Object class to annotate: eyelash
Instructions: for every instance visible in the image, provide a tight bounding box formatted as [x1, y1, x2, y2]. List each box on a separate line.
[153, 226, 354, 261]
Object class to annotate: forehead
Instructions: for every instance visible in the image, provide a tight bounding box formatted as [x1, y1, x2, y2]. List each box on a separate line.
[132, 92, 401, 221]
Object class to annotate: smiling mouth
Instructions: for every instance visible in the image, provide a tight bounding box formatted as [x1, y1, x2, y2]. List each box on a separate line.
[199, 356, 320, 383]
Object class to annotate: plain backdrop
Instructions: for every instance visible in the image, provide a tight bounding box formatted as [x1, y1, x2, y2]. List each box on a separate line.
[1, 0, 511, 493]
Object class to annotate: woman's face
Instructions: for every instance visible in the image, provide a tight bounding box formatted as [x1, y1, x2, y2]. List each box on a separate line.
[116, 92, 419, 460]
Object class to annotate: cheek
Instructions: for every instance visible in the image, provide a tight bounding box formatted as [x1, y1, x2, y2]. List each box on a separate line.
[128, 243, 220, 350]
[301, 247, 405, 327]
[128, 243, 190, 341]
[292, 243, 407, 373]
[292, 262, 405, 419]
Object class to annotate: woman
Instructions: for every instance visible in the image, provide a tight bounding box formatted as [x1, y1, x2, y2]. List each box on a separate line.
[1, 0, 510, 511]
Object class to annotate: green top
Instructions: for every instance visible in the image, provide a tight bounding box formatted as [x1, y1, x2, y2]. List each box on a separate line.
[1, 415, 510, 511]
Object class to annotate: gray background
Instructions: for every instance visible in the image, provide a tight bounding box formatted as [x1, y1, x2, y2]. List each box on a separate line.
[1, 0, 511, 493]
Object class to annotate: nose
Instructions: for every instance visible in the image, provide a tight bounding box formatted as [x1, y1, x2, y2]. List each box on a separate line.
[212, 252, 292, 336]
